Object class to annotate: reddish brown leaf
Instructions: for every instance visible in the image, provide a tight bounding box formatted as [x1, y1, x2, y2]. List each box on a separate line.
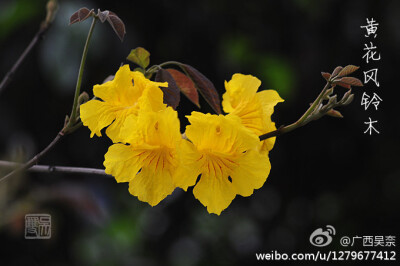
[321, 72, 331, 81]
[107, 14, 126, 41]
[69, 7, 93, 25]
[338, 77, 363, 87]
[97, 10, 109, 23]
[166, 69, 200, 108]
[331, 66, 343, 78]
[180, 64, 222, 114]
[155, 69, 181, 109]
[79, 8, 94, 20]
[69, 13, 79, 25]
[335, 81, 352, 89]
[337, 65, 360, 78]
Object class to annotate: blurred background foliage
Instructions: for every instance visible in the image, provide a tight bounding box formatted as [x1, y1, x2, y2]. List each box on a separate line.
[0, 0, 399, 265]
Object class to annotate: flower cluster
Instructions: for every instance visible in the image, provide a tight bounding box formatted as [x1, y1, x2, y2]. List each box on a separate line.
[80, 65, 283, 215]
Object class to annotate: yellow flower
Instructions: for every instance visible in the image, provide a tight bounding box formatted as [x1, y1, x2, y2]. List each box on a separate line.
[103, 95, 187, 206]
[222, 74, 284, 152]
[176, 112, 271, 215]
[80, 64, 167, 142]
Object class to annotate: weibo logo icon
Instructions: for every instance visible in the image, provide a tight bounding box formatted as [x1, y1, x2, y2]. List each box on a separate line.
[309, 225, 336, 247]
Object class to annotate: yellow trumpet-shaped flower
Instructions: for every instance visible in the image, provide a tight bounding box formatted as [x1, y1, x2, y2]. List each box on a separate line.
[80, 64, 167, 142]
[222, 74, 284, 152]
[176, 112, 271, 215]
[103, 98, 187, 206]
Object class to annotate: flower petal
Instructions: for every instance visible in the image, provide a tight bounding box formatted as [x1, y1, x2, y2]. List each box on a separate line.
[231, 150, 270, 197]
[174, 140, 202, 191]
[186, 112, 259, 153]
[121, 107, 180, 147]
[93, 65, 135, 106]
[80, 100, 116, 137]
[193, 172, 236, 215]
[104, 144, 142, 183]
[129, 167, 175, 206]
[222, 74, 261, 112]
[118, 114, 139, 143]
[130, 71, 168, 106]
[83, 65, 169, 141]
[137, 85, 166, 113]
[105, 108, 136, 142]
[257, 90, 284, 117]
[259, 120, 277, 152]
[228, 97, 265, 135]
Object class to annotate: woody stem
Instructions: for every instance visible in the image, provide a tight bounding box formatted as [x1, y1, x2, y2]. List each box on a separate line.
[0, 131, 64, 183]
[0, 16, 98, 182]
[0, 160, 111, 177]
[0, 0, 57, 96]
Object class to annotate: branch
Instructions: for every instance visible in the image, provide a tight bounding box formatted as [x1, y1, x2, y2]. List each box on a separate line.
[260, 65, 361, 141]
[0, 160, 111, 177]
[0, 131, 64, 183]
[259, 81, 331, 141]
[66, 16, 97, 129]
[0, 0, 58, 96]
[0, 13, 98, 183]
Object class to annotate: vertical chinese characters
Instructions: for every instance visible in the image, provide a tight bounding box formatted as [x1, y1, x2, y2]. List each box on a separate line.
[360, 18, 382, 135]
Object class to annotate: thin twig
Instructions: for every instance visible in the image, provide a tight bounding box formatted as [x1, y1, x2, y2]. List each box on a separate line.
[0, 0, 58, 96]
[0, 160, 111, 177]
[66, 16, 97, 129]
[0, 131, 64, 183]
[0, 12, 97, 183]
[259, 126, 285, 141]
[259, 81, 331, 141]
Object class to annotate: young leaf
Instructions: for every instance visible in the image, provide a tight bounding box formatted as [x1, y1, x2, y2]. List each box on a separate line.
[97, 10, 109, 23]
[155, 69, 181, 109]
[331, 66, 343, 78]
[338, 77, 363, 87]
[321, 72, 331, 81]
[95, 9, 125, 41]
[335, 81, 352, 89]
[127, 47, 150, 69]
[343, 94, 355, 105]
[166, 69, 200, 108]
[179, 64, 222, 114]
[107, 13, 126, 42]
[69, 7, 94, 25]
[337, 65, 359, 78]
[326, 109, 343, 118]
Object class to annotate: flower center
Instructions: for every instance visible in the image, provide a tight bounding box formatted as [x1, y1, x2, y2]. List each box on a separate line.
[199, 151, 239, 180]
